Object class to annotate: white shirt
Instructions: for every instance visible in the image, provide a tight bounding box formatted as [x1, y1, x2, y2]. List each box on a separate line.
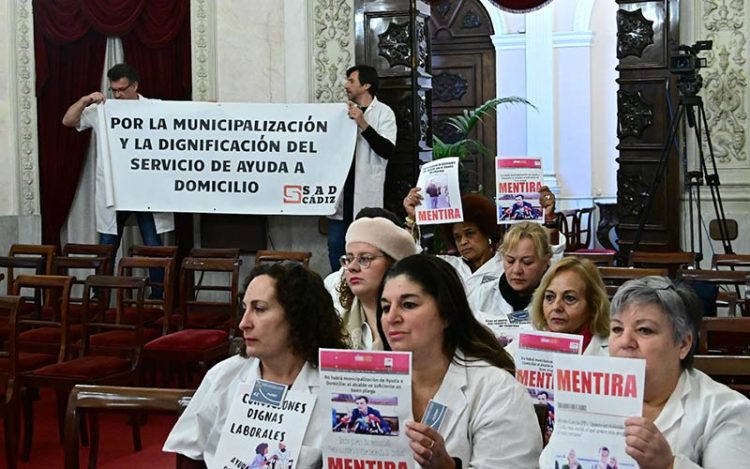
[78, 96, 174, 235]
[439, 252, 504, 296]
[431, 352, 542, 468]
[163, 355, 325, 469]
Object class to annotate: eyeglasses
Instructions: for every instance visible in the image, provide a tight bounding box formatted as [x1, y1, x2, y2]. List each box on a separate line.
[110, 83, 133, 94]
[339, 254, 385, 269]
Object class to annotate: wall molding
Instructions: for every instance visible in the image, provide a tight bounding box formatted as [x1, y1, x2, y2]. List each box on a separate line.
[190, 0, 216, 101]
[12, 0, 39, 216]
[311, 0, 354, 104]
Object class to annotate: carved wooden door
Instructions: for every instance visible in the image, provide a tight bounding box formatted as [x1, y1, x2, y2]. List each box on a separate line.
[430, 0, 496, 193]
[616, 0, 681, 254]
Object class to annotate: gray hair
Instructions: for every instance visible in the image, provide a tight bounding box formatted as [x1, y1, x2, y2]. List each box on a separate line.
[609, 276, 702, 368]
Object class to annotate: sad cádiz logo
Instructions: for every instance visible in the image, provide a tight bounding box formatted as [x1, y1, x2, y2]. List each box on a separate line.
[283, 185, 337, 204]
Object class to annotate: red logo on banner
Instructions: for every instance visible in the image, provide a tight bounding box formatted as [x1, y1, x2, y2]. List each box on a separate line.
[283, 185, 303, 203]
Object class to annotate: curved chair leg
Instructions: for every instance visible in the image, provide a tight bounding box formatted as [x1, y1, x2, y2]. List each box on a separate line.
[87, 412, 99, 469]
[20, 388, 34, 461]
[3, 404, 18, 469]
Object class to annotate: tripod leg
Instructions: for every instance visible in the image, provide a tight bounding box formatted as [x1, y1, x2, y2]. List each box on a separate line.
[696, 104, 734, 254]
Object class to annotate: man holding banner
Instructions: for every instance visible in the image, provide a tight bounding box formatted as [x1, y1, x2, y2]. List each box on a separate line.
[327, 65, 397, 271]
[62, 63, 174, 266]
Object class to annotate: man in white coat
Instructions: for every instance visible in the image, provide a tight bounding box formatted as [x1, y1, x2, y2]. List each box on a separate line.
[327, 65, 397, 272]
[62, 63, 173, 295]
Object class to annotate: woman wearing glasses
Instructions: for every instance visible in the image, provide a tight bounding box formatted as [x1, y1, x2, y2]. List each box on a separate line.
[164, 262, 348, 468]
[337, 217, 418, 350]
[378, 255, 542, 467]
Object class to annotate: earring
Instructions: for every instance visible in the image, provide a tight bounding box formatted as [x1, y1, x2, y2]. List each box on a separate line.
[488, 238, 492, 245]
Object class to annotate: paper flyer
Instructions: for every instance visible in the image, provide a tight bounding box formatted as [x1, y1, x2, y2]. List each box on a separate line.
[495, 157, 544, 224]
[415, 157, 463, 225]
[319, 349, 413, 469]
[515, 331, 584, 443]
[475, 309, 533, 347]
[213, 381, 316, 469]
[544, 355, 646, 469]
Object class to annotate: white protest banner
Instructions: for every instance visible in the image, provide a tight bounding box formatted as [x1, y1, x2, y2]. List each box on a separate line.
[319, 349, 413, 469]
[213, 381, 316, 469]
[100, 100, 357, 215]
[515, 331, 583, 444]
[542, 355, 645, 469]
[495, 157, 544, 224]
[414, 157, 463, 225]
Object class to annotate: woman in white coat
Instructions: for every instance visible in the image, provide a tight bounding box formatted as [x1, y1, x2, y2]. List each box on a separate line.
[514, 256, 610, 357]
[163, 261, 348, 468]
[378, 254, 542, 468]
[607, 276, 750, 468]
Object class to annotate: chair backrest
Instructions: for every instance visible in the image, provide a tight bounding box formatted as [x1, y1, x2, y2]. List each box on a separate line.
[254, 250, 312, 267]
[53, 255, 111, 305]
[64, 384, 195, 469]
[179, 257, 242, 332]
[0, 295, 22, 382]
[711, 253, 750, 270]
[81, 275, 147, 362]
[698, 317, 750, 355]
[678, 269, 750, 317]
[558, 209, 578, 252]
[692, 355, 750, 397]
[598, 267, 670, 299]
[8, 244, 58, 275]
[0, 255, 47, 295]
[128, 245, 179, 259]
[629, 251, 697, 276]
[564, 251, 615, 266]
[189, 247, 240, 259]
[14, 275, 75, 361]
[118, 256, 176, 334]
[62, 243, 117, 275]
[576, 207, 594, 250]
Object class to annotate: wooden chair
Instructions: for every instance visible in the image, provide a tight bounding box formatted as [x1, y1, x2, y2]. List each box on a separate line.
[128, 245, 179, 259]
[698, 317, 750, 356]
[62, 243, 117, 276]
[598, 267, 670, 298]
[677, 269, 749, 317]
[112, 256, 176, 334]
[18, 275, 147, 460]
[564, 251, 615, 266]
[189, 247, 240, 259]
[64, 384, 195, 469]
[254, 250, 312, 267]
[0, 296, 21, 469]
[51, 255, 110, 322]
[0, 256, 46, 296]
[693, 355, 750, 396]
[8, 244, 58, 276]
[143, 257, 241, 387]
[628, 251, 697, 277]
[711, 253, 750, 270]
[558, 209, 578, 252]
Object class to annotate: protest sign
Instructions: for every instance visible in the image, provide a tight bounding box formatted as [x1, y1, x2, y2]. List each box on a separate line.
[213, 380, 316, 469]
[99, 100, 357, 215]
[496, 157, 544, 224]
[320, 349, 413, 469]
[414, 157, 463, 225]
[543, 355, 645, 469]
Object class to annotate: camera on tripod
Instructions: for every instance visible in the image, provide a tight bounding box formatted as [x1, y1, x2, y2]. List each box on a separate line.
[669, 40, 712, 74]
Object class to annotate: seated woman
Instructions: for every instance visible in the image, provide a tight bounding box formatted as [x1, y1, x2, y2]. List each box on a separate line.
[163, 262, 348, 468]
[336, 217, 418, 350]
[378, 254, 542, 468]
[505, 256, 610, 356]
[607, 276, 750, 468]
[468, 221, 553, 344]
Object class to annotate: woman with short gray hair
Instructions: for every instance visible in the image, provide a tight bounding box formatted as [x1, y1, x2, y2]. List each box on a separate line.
[608, 276, 750, 468]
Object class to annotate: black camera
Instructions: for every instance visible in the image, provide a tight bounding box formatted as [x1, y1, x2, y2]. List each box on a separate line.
[669, 40, 712, 74]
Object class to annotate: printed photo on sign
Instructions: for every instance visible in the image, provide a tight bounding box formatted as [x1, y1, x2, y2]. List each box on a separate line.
[250, 379, 288, 407]
[421, 400, 447, 431]
[414, 157, 463, 225]
[331, 394, 399, 436]
[495, 157, 543, 224]
[497, 192, 543, 222]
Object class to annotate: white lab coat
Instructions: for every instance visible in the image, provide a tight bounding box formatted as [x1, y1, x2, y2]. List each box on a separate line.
[438, 252, 504, 297]
[163, 355, 325, 469]
[78, 96, 174, 235]
[538, 367, 750, 468]
[330, 97, 396, 220]
[429, 351, 542, 468]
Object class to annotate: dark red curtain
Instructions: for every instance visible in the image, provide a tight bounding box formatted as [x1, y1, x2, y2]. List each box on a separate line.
[471, 1, 555, 13]
[34, 0, 190, 246]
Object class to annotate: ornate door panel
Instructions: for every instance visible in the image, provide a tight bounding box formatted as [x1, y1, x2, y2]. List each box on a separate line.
[616, 0, 681, 254]
[431, 0, 496, 193]
[354, 0, 431, 215]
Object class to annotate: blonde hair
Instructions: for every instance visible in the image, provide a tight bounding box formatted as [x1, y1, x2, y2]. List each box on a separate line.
[530, 256, 610, 337]
[498, 221, 553, 261]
